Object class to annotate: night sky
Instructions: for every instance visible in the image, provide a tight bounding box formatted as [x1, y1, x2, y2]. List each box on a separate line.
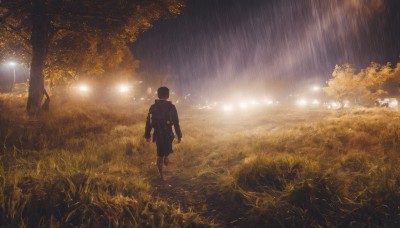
[132, 0, 400, 96]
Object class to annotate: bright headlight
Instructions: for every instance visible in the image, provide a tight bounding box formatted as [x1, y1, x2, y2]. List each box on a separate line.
[296, 99, 307, 106]
[119, 84, 130, 93]
[78, 84, 89, 92]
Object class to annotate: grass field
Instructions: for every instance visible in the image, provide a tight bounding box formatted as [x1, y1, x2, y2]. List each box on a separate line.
[1, 94, 400, 227]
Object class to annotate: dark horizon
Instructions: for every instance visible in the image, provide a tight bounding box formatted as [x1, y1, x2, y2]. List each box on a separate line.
[132, 0, 400, 96]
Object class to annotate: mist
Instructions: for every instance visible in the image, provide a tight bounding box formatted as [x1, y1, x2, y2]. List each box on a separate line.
[132, 0, 400, 98]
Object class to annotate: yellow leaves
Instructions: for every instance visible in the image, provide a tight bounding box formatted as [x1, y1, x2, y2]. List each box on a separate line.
[2, 0, 186, 86]
[324, 62, 400, 105]
[167, 0, 185, 15]
[141, 19, 152, 28]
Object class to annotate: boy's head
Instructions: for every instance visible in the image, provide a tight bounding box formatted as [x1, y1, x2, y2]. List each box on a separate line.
[157, 86, 169, 99]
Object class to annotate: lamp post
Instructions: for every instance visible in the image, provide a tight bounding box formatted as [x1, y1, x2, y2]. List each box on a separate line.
[8, 62, 16, 92]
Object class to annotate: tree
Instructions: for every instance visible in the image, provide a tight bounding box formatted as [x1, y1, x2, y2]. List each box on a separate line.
[324, 62, 398, 107]
[382, 63, 400, 97]
[0, 0, 185, 114]
[358, 62, 391, 104]
[323, 64, 361, 106]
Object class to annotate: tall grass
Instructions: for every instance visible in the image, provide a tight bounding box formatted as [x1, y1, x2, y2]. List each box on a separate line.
[1, 94, 400, 227]
[172, 106, 400, 226]
[199, 107, 400, 227]
[0, 95, 211, 227]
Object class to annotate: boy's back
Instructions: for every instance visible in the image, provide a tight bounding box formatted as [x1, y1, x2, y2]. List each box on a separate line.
[144, 86, 182, 181]
[145, 99, 182, 143]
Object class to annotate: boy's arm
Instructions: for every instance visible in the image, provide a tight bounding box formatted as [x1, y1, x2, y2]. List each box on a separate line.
[171, 105, 182, 141]
[144, 108, 152, 140]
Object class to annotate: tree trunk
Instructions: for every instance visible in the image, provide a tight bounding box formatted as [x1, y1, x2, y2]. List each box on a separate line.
[27, 0, 49, 114]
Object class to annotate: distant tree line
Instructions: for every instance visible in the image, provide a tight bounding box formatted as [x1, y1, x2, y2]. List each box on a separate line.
[324, 62, 400, 107]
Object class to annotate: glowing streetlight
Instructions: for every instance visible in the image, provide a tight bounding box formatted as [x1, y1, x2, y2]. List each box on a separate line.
[8, 62, 16, 92]
[118, 84, 130, 93]
[78, 84, 89, 93]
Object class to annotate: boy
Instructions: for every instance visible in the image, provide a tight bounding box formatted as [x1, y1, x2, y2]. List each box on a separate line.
[145, 86, 182, 180]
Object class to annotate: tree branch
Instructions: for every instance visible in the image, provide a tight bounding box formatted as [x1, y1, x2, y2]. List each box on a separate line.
[0, 0, 30, 22]
[2, 22, 30, 44]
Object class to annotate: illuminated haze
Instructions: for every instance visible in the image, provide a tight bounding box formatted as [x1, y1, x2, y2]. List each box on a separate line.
[132, 0, 400, 98]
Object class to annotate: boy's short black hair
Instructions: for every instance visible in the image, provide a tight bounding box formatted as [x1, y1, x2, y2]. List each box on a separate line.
[157, 86, 169, 99]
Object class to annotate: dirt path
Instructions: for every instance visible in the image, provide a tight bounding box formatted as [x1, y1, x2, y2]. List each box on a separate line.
[149, 165, 246, 227]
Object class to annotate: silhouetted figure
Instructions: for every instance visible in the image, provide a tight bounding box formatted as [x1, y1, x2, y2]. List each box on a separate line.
[145, 86, 182, 180]
[41, 89, 50, 111]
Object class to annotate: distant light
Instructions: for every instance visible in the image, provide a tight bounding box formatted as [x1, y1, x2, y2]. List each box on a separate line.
[198, 105, 212, 110]
[223, 104, 234, 112]
[250, 100, 259, 106]
[239, 102, 248, 109]
[78, 84, 89, 92]
[343, 100, 350, 108]
[328, 101, 341, 109]
[312, 99, 320, 105]
[389, 99, 398, 108]
[118, 84, 130, 93]
[312, 85, 320, 92]
[263, 99, 274, 105]
[296, 98, 307, 106]
[140, 97, 145, 101]
[8, 61, 16, 67]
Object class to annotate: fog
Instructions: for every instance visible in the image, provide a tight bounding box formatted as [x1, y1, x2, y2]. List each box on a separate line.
[132, 0, 400, 98]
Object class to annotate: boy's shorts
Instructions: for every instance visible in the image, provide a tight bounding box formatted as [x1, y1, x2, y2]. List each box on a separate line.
[155, 133, 173, 157]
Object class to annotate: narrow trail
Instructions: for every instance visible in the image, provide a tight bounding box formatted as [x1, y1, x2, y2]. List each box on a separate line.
[149, 163, 245, 227]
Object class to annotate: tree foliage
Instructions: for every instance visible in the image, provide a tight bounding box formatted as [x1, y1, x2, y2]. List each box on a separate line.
[0, 0, 185, 113]
[324, 62, 400, 106]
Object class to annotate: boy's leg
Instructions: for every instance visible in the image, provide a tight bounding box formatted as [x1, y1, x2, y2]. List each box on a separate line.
[164, 156, 169, 166]
[156, 156, 164, 180]
[155, 133, 172, 180]
[164, 134, 173, 166]
[155, 137, 165, 180]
